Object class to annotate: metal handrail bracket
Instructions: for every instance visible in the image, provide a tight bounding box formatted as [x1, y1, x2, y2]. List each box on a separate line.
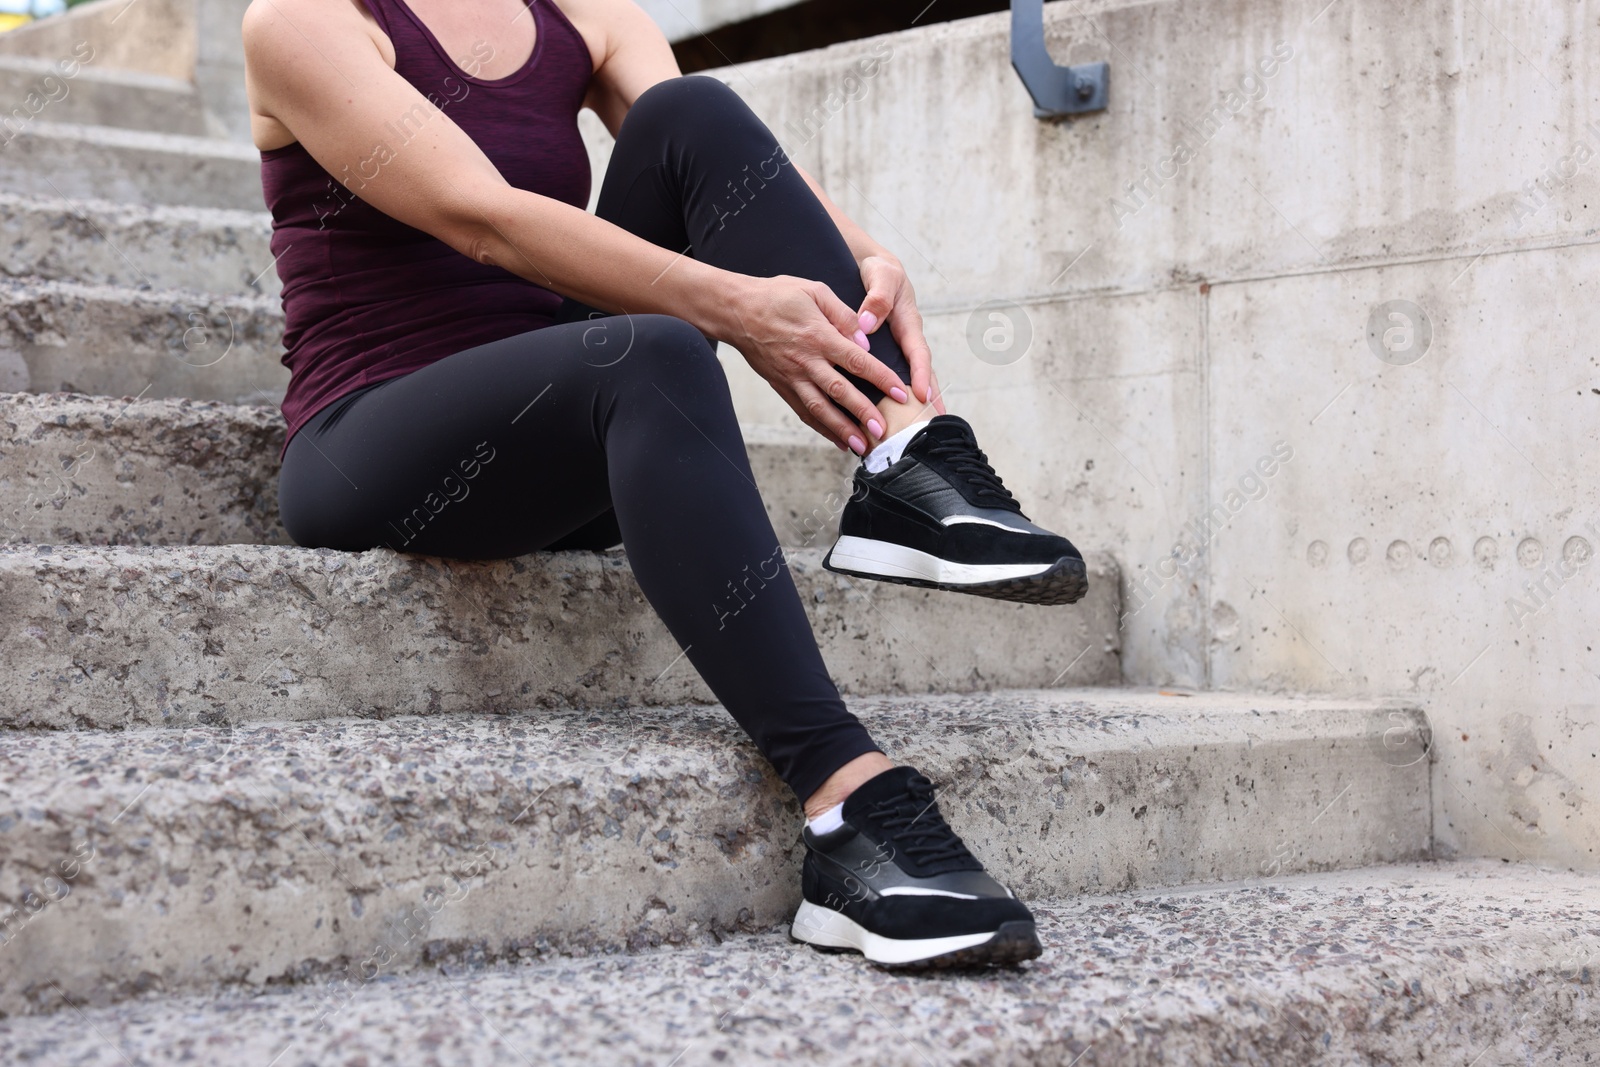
[1011, 0, 1109, 118]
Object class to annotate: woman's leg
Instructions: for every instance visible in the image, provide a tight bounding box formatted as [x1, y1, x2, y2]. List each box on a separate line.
[278, 315, 880, 804]
[579, 77, 1086, 609]
[579, 76, 916, 411]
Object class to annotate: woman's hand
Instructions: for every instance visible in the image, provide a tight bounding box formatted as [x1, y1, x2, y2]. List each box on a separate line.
[855, 254, 945, 414]
[724, 274, 911, 453]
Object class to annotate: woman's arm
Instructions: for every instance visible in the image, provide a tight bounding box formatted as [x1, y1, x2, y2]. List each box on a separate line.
[243, 0, 908, 446]
[570, 0, 938, 407]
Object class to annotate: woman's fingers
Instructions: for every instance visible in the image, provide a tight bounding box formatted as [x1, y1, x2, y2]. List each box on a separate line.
[857, 287, 915, 400]
[887, 302, 936, 406]
[809, 355, 889, 443]
[855, 255, 901, 335]
[855, 261, 932, 405]
[779, 385, 843, 448]
[809, 284, 908, 397]
[818, 329, 906, 408]
[790, 378, 867, 454]
[809, 280, 870, 352]
[736, 274, 927, 452]
[856, 287, 895, 337]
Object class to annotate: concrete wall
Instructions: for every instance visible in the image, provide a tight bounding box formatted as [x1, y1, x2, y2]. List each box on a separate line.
[0, 0, 196, 81]
[194, 0, 250, 139]
[593, 0, 1597, 870]
[637, 0, 805, 42]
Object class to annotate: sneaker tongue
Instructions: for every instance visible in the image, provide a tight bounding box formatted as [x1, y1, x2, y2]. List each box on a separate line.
[906, 415, 976, 453]
[841, 766, 926, 821]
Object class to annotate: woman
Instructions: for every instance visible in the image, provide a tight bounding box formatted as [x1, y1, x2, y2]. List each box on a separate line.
[243, 0, 1085, 968]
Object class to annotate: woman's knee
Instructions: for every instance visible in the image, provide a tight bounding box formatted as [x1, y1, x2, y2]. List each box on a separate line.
[629, 75, 745, 128]
[610, 314, 734, 409]
[618, 313, 718, 371]
[278, 445, 365, 550]
[621, 76, 767, 154]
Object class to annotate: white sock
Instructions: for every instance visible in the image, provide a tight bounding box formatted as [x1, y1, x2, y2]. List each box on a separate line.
[863, 419, 931, 474]
[806, 801, 845, 835]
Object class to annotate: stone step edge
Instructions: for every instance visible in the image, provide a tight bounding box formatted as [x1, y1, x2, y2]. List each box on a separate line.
[0, 55, 197, 95]
[0, 118, 267, 213]
[4, 861, 1591, 1066]
[1, 388, 848, 441]
[0, 543, 1125, 729]
[18, 118, 262, 161]
[0, 390, 855, 550]
[0, 276, 287, 403]
[0, 272, 280, 310]
[0, 187, 265, 219]
[0, 391, 286, 548]
[0, 691, 1433, 1016]
[1, 221, 278, 305]
[1, 389, 843, 451]
[0, 189, 270, 235]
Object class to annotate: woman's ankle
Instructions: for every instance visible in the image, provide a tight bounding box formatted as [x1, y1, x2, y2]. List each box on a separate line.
[803, 751, 895, 821]
[875, 394, 937, 439]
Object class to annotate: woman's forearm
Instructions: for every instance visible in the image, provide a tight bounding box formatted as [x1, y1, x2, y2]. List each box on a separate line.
[464, 182, 755, 342]
[454, 166, 889, 345]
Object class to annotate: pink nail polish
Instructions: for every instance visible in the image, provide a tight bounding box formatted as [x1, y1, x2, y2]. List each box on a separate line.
[853, 329, 871, 351]
[848, 435, 866, 455]
[859, 311, 877, 331]
[867, 419, 884, 439]
[888, 386, 908, 404]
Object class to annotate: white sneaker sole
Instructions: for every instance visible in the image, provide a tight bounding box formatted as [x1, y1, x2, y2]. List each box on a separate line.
[790, 900, 996, 965]
[824, 535, 1054, 586]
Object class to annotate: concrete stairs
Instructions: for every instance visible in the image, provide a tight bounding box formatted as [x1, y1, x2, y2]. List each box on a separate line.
[0, 185, 283, 402]
[0, 542, 1119, 728]
[0, 392, 285, 546]
[0, 57, 209, 137]
[0, 276, 285, 402]
[0, 121, 263, 210]
[3, 862, 1594, 1066]
[0, 192, 276, 295]
[0, 29, 1594, 1067]
[0, 392, 873, 550]
[0, 691, 1432, 1018]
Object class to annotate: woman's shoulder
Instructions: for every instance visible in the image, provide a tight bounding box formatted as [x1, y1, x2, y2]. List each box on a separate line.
[243, 0, 388, 70]
[243, 0, 395, 151]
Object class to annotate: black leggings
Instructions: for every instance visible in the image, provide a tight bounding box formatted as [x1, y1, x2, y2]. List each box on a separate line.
[278, 77, 913, 803]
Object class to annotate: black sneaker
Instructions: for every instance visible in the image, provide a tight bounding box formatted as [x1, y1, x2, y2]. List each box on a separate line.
[790, 766, 1042, 968]
[823, 415, 1087, 605]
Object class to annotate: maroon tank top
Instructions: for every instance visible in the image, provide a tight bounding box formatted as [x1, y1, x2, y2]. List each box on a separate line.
[260, 0, 593, 445]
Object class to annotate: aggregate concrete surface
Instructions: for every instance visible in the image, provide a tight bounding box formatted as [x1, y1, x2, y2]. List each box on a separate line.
[0, 59, 207, 136]
[0, 392, 286, 546]
[0, 862, 1593, 1065]
[0, 692, 1428, 1015]
[0, 545, 1121, 728]
[0, 276, 287, 403]
[0, 120, 263, 211]
[0, 393, 856, 550]
[0, 192, 274, 295]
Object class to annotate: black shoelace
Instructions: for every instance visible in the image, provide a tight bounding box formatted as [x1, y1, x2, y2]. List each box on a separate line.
[866, 775, 982, 873]
[925, 438, 1022, 512]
